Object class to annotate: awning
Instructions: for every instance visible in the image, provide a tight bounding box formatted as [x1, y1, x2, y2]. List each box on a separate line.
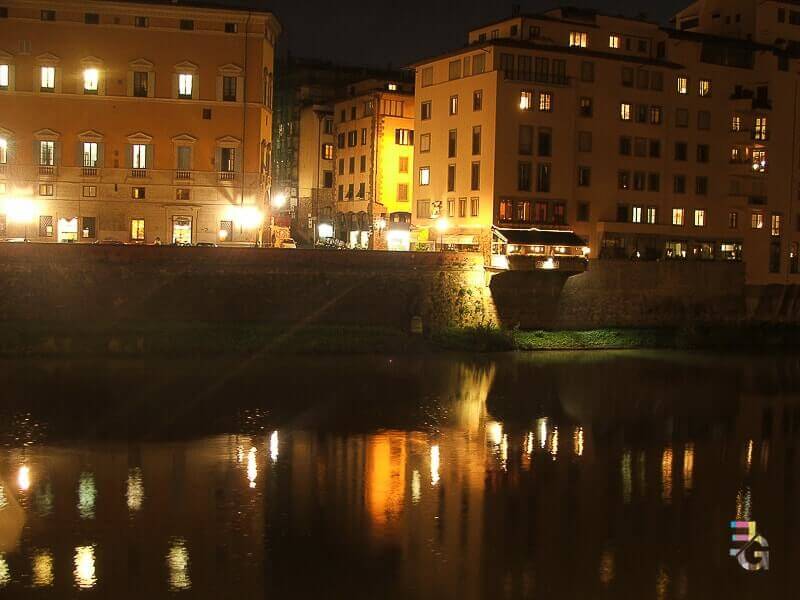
[494, 227, 586, 247]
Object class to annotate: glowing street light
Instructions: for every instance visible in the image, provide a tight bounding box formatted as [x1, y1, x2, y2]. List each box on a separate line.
[435, 216, 449, 252]
[6, 197, 34, 241]
[271, 192, 286, 210]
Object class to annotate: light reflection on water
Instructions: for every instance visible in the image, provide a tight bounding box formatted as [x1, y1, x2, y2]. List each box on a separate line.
[0, 353, 795, 598]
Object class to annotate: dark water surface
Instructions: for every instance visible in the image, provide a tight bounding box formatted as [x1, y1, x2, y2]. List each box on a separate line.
[0, 352, 797, 599]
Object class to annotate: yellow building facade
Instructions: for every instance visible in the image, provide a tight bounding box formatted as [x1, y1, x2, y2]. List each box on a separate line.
[332, 80, 415, 249]
[412, 1, 800, 283]
[0, 0, 279, 245]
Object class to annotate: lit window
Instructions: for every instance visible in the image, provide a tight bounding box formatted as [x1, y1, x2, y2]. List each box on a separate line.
[449, 95, 458, 115]
[569, 31, 588, 48]
[752, 149, 767, 173]
[698, 79, 711, 97]
[83, 68, 99, 93]
[39, 141, 54, 166]
[646, 207, 657, 224]
[672, 208, 684, 226]
[419, 167, 430, 186]
[677, 76, 688, 95]
[694, 209, 705, 227]
[0, 137, 7, 164]
[41, 66, 55, 91]
[388, 83, 398, 91]
[620, 103, 631, 120]
[321, 143, 333, 160]
[731, 115, 742, 132]
[754, 116, 768, 141]
[0, 64, 8, 89]
[631, 206, 642, 223]
[751, 211, 764, 229]
[132, 144, 147, 169]
[178, 73, 193, 98]
[539, 92, 552, 112]
[729, 211, 738, 229]
[519, 90, 532, 110]
[609, 34, 620, 49]
[82, 142, 98, 167]
[220, 147, 236, 172]
[131, 218, 145, 241]
[395, 128, 413, 145]
[771, 213, 782, 236]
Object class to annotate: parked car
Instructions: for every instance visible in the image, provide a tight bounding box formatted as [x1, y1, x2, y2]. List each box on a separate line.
[195, 242, 217, 248]
[2, 237, 30, 243]
[171, 240, 192, 247]
[94, 238, 124, 245]
[279, 238, 297, 249]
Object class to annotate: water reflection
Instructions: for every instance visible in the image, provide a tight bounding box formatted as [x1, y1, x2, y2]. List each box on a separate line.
[73, 545, 96, 589]
[0, 353, 796, 598]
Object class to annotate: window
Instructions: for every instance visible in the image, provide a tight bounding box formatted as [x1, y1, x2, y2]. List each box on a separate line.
[519, 90, 533, 110]
[675, 142, 688, 161]
[753, 149, 767, 172]
[696, 176, 708, 195]
[473, 54, 485, 74]
[397, 156, 408, 174]
[771, 213, 782, 236]
[448, 60, 461, 80]
[636, 104, 647, 123]
[0, 138, 7, 164]
[323, 171, 333, 188]
[132, 144, 147, 169]
[672, 208, 684, 226]
[470, 197, 479, 217]
[0, 64, 7, 89]
[472, 126, 481, 155]
[133, 71, 148, 97]
[633, 171, 645, 191]
[648, 173, 660, 192]
[651, 72, 664, 91]
[751, 211, 764, 229]
[223, 76, 237, 101]
[620, 103, 631, 121]
[446, 198, 455, 217]
[619, 137, 632, 155]
[534, 202, 548, 223]
[398, 183, 408, 201]
[649, 106, 662, 125]
[348, 157, 355, 174]
[417, 200, 431, 218]
[538, 129, 552, 156]
[132, 187, 145, 199]
[677, 76, 688, 95]
[579, 97, 593, 117]
[698, 79, 711, 97]
[729, 211, 738, 229]
[347, 131, 357, 147]
[731, 115, 742, 132]
[421, 101, 431, 120]
[500, 53, 514, 78]
[361, 128, 368, 145]
[577, 166, 591, 187]
[85, 12, 99, 24]
[82, 217, 96, 238]
[41, 9, 55, 21]
[646, 207, 657, 224]
[457, 197, 466, 217]
[518, 162, 532, 191]
[225, 22, 238, 33]
[538, 92, 552, 112]
[754, 116, 768, 141]
[176, 188, 190, 201]
[631, 206, 642, 224]
[473, 90, 483, 111]
[696, 144, 709, 163]
[82, 142, 98, 167]
[621, 67, 634, 87]
[578, 131, 592, 153]
[83, 68, 99, 94]
[519, 125, 533, 155]
[576, 202, 589, 222]
[337, 133, 345, 149]
[636, 69, 650, 90]
[471, 162, 480, 190]
[449, 95, 458, 115]
[178, 73, 193, 98]
[445, 130, 457, 158]
[39, 216, 53, 237]
[219, 149, 235, 175]
[676, 108, 689, 128]
[135, 16, 148, 27]
[39, 141, 55, 166]
[674, 175, 686, 193]
[698, 110, 711, 130]
[131, 219, 145, 241]
[536, 163, 550, 192]
[419, 167, 430, 186]
[694, 209, 706, 227]
[580, 61, 594, 82]
[650, 140, 661, 158]
[395, 129, 413, 145]
[420, 133, 431, 153]
[180, 19, 194, 31]
[41, 66, 55, 91]
[609, 34, 620, 48]
[39, 184, 53, 196]
[420, 67, 433, 87]
[570, 31, 588, 47]
[618, 170, 630, 190]
[322, 143, 334, 160]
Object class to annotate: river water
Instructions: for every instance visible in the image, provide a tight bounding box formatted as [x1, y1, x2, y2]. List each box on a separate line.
[0, 352, 796, 599]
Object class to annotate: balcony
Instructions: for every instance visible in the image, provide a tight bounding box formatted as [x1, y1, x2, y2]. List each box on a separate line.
[130, 169, 148, 179]
[38, 165, 56, 177]
[82, 167, 99, 177]
[218, 171, 236, 182]
[175, 170, 192, 180]
[503, 71, 571, 86]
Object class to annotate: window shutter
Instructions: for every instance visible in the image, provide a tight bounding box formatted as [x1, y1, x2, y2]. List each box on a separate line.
[97, 143, 105, 168]
[215, 76, 222, 101]
[192, 74, 198, 100]
[33, 140, 40, 165]
[125, 144, 132, 169]
[147, 72, 155, 97]
[126, 71, 133, 97]
[146, 144, 154, 170]
[171, 73, 178, 98]
[76, 142, 83, 167]
[234, 148, 242, 173]
[237, 76, 244, 102]
[214, 147, 220, 171]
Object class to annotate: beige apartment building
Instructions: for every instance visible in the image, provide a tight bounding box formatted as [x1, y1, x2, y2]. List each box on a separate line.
[0, 0, 279, 245]
[333, 80, 415, 249]
[411, 0, 800, 283]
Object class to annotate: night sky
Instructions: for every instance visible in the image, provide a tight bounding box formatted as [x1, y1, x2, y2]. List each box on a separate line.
[215, 0, 688, 66]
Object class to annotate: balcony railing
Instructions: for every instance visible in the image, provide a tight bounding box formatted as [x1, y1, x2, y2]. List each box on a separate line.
[503, 71, 571, 86]
[38, 165, 55, 176]
[82, 167, 98, 177]
[175, 170, 192, 180]
[218, 171, 236, 182]
[130, 168, 148, 178]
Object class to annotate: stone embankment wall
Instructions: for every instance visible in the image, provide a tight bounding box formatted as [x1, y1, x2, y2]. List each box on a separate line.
[0, 245, 783, 331]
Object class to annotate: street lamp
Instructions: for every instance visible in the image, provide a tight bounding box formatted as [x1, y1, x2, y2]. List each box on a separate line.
[6, 197, 34, 241]
[435, 216, 449, 252]
[271, 192, 286, 210]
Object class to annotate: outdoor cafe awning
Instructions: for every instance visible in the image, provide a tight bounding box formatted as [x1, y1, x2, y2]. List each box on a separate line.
[493, 227, 587, 247]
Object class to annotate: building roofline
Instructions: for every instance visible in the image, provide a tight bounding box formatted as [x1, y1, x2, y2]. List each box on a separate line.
[659, 26, 780, 51]
[468, 6, 659, 33]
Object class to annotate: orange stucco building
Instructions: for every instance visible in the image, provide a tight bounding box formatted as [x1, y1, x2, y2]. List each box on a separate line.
[0, 0, 279, 245]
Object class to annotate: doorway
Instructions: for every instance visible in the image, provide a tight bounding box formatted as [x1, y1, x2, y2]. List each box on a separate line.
[58, 217, 78, 243]
[172, 216, 192, 244]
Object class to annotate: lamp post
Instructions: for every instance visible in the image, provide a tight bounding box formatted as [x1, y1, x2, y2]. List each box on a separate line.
[435, 216, 449, 252]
